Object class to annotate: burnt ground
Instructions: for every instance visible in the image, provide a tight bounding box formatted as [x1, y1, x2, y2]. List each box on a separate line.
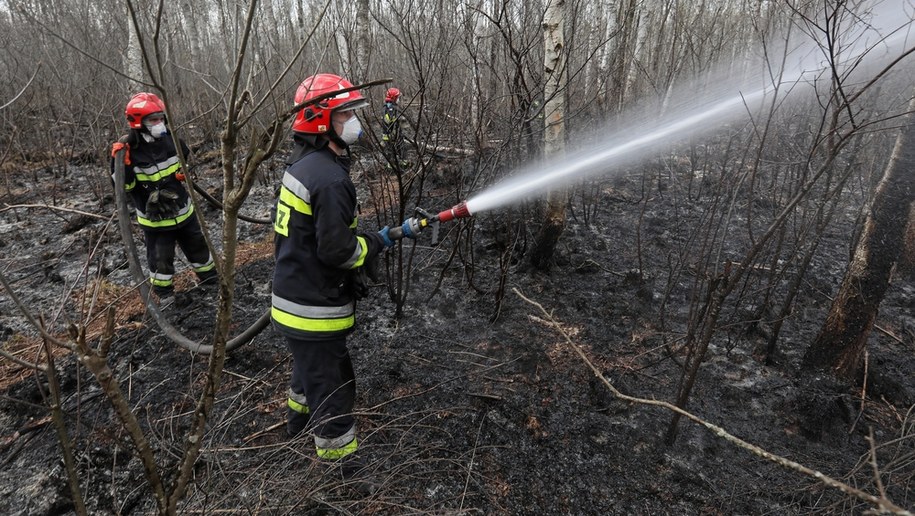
[0, 149, 913, 515]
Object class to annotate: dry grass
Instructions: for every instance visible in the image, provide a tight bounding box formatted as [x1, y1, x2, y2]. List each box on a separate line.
[0, 235, 275, 392]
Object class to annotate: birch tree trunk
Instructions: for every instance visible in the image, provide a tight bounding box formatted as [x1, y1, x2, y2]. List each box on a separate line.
[530, 0, 567, 270]
[179, 0, 201, 58]
[126, 6, 144, 91]
[801, 93, 915, 380]
[354, 0, 370, 82]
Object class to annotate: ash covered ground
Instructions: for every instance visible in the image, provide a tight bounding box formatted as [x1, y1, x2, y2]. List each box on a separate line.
[0, 149, 913, 515]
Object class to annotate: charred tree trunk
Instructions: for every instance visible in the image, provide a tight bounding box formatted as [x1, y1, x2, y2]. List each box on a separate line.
[531, 0, 566, 270]
[801, 95, 915, 379]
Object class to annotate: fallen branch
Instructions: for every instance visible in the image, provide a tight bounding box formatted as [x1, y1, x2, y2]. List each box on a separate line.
[513, 287, 913, 516]
[0, 203, 112, 220]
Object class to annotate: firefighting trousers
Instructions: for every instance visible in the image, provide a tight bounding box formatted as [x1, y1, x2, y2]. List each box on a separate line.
[143, 216, 215, 293]
[285, 334, 357, 450]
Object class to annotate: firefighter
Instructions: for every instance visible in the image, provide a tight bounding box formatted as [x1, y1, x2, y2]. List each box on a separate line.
[271, 73, 403, 477]
[110, 92, 217, 303]
[381, 87, 408, 168]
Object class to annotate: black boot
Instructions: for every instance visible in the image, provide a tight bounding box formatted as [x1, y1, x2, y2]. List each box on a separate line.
[332, 452, 378, 495]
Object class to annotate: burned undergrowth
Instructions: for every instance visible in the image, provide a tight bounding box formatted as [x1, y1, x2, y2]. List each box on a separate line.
[0, 150, 913, 515]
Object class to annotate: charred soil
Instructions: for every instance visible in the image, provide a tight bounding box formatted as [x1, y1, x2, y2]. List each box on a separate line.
[0, 152, 913, 515]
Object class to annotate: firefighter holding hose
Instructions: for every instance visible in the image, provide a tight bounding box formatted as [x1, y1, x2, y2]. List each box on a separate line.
[110, 92, 217, 304]
[271, 73, 414, 480]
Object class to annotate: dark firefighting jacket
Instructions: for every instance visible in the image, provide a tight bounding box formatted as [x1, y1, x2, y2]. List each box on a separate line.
[382, 101, 401, 145]
[111, 133, 194, 231]
[271, 141, 385, 340]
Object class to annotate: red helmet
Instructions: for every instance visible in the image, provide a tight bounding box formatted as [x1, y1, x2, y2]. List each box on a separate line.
[292, 73, 368, 134]
[385, 87, 401, 102]
[125, 92, 166, 129]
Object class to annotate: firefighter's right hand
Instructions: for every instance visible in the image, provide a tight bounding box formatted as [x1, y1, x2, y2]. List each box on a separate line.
[158, 189, 181, 218]
[145, 190, 162, 221]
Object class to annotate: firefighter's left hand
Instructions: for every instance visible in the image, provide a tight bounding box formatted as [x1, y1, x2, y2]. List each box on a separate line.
[378, 226, 395, 248]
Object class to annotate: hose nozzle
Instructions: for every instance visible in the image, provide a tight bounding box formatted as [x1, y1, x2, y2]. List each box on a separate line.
[436, 201, 471, 223]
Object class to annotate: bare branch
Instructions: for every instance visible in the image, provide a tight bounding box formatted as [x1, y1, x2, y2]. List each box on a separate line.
[0, 64, 41, 111]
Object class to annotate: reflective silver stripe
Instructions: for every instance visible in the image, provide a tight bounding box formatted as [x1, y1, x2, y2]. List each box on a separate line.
[134, 198, 192, 220]
[271, 294, 354, 318]
[189, 258, 213, 269]
[340, 239, 365, 269]
[151, 272, 173, 281]
[288, 388, 308, 406]
[282, 173, 312, 204]
[314, 424, 356, 450]
[135, 155, 179, 176]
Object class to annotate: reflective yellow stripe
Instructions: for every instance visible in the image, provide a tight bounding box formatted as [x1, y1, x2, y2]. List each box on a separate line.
[137, 203, 195, 228]
[279, 186, 312, 215]
[316, 437, 358, 460]
[288, 397, 310, 414]
[125, 179, 136, 191]
[274, 202, 291, 236]
[150, 277, 172, 287]
[194, 261, 215, 273]
[347, 235, 370, 269]
[271, 306, 354, 332]
[135, 161, 181, 182]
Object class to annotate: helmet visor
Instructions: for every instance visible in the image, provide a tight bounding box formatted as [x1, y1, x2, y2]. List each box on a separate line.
[335, 99, 369, 113]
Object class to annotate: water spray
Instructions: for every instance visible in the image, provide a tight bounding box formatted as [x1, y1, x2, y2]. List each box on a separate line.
[385, 201, 474, 245]
[388, 4, 911, 242]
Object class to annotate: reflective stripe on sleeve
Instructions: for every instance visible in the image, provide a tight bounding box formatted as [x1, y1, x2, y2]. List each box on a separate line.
[341, 235, 369, 269]
[279, 173, 313, 215]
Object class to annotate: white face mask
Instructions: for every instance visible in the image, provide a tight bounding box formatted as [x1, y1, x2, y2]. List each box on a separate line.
[145, 121, 168, 139]
[338, 116, 362, 145]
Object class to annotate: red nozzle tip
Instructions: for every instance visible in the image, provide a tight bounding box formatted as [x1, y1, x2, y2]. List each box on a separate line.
[437, 201, 471, 223]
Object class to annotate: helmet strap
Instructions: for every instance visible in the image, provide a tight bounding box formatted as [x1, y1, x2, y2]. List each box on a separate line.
[326, 126, 349, 151]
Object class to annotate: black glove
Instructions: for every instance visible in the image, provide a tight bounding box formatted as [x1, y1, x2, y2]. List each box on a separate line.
[158, 189, 181, 219]
[145, 190, 162, 221]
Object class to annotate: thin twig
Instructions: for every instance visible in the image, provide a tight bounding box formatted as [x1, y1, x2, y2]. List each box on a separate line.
[867, 428, 887, 500]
